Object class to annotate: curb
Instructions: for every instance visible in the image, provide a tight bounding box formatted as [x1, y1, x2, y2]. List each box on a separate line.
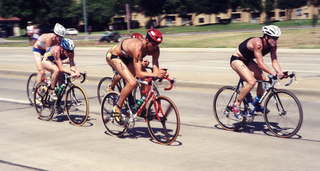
[1, 70, 320, 98]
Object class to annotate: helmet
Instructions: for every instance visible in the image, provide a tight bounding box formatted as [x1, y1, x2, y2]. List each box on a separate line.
[131, 32, 144, 39]
[60, 38, 75, 51]
[54, 23, 66, 37]
[146, 29, 163, 44]
[262, 25, 281, 37]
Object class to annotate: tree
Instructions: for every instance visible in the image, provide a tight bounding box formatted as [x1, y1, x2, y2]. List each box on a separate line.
[0, 0, 79, 27]
[85, 0, 116, 30]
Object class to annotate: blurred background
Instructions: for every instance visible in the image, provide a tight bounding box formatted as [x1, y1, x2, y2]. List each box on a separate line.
[0, 0, 319, 47]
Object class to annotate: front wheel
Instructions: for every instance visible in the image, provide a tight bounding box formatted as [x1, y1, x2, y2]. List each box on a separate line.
[27, 73, 37, 105]
[147, 96, 180, 145]
[101, 91, 127, 136]
[264, 89, 303, 138]
[213, 86, 244, 130]
[65, 85, 89, 126]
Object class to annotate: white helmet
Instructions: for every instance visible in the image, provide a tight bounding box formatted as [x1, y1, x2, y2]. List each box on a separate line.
[54, 23, 66, 37]
[60, 38, 75, 51]
[262, 25, 281, 37]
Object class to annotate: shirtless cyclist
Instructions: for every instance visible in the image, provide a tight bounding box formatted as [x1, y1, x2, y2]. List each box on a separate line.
[106, 29, 167, 119]
[32, 23, 66, 83]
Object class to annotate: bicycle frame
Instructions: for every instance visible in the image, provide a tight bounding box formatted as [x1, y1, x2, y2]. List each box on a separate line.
[126, 77, 174, 120]
[232, 72, 296, 115]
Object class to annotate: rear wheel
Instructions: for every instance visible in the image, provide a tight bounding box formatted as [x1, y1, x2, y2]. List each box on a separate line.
[147, 96, 180, 145]
[27, 73, 37, 105]
[264, 89, 303, 138]
[34, 82, 55, 121]
[101, 91, 127, 136]
[213, 86, 244, 130]
[97, 77, 123, 104]
[65, 85, 89, 126]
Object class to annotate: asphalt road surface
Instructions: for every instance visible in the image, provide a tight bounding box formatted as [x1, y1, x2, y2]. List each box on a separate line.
[0, 48, 319, 171]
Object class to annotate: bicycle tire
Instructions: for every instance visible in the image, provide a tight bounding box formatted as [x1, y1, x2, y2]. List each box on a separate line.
[146, 95, 180, 145]
[27, 73, 37, 105]
[34, 82, 55, 121]
[65, 85, 90, 126]
[101, 91, 127, 136]
[97, 77, 123, 104]
[213, 86, 244, 130]
[264, 89, 303, 138]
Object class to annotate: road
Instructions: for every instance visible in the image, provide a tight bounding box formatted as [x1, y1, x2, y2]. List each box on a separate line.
[0, 48, 320, 171]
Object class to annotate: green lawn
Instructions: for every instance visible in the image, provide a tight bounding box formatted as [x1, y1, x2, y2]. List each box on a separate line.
[2, 19, 320, 48]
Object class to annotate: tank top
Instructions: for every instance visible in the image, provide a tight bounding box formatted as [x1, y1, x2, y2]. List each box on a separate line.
[238, 37, 271, 60]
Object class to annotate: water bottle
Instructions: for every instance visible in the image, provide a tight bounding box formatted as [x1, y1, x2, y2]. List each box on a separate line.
[136, 96, 145, 108]
[55, 84, 66, 96]
[132, 96, 145, 112]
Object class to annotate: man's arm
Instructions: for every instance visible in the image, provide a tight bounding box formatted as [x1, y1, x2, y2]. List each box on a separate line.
[270, 47, 283, 77]
[253, 40, 276, 75]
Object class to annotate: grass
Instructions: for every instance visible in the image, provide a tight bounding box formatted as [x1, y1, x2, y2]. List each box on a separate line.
[88, 19, 320, 35]
[1, 19, 319, 48]
[161, 27, 320, 48]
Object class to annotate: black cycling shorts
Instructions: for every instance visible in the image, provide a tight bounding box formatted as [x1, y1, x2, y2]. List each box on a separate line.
[230, 55, 252, 65]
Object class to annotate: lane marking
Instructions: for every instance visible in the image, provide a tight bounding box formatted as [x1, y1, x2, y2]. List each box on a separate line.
[0, 98, 30, 105]
[0, 160, 48, 171]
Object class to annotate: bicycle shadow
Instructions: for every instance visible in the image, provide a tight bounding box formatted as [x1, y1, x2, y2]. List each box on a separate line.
[52, 114, 94, 127]
[214, 121, 302, 139]
[104, 126, 182, 146]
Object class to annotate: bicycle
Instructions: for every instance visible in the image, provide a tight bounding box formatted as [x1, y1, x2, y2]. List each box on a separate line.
[34, 72, 89, 126]
[213, 71, 303, 138]
[101, 76, 180, 145]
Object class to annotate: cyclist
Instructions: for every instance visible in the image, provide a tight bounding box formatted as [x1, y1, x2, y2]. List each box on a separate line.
[106, 29, 167, 120]
[33, 23, 66, 83]
[229, 25, 284, 119]
[42, 38, 80, 99]
[107, 32, 150, 91]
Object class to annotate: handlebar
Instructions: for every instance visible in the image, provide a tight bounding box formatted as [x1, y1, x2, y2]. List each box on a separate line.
[64, 72, 87, 84]
[268, 71, 296, 87]
[137, 76, 175, 91]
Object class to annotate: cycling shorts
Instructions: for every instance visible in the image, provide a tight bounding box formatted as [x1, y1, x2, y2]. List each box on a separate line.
[32, 47, 46, 56]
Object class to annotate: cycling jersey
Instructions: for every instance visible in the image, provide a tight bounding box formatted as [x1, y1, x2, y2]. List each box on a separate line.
[238, 37, 271, 61]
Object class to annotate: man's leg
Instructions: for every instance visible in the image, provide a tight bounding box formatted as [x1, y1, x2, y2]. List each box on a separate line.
[42, 60, 59, 93]
[109, 59, 137, 110]
[33, 52, 45, 83]
[230, 60, 257, 107]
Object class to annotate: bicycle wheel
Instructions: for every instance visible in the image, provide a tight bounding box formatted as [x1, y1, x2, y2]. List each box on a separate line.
[27, 73, 37, 105]
[101, 91, 127, 136]
[34, 82, 55, 120]
[65, 85, 89, 126]
[264, 89, 303, 138]
[213, 86, 244, 130]
[147, 96, 180, 145]
[97, 77, 123, 104]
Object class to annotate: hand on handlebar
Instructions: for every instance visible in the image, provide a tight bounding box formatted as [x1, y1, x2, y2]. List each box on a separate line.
[156, 69, 168, 78]
[71, 71, 81, 78]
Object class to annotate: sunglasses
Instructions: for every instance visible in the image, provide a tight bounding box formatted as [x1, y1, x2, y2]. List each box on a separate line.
[269, 36, 279, 40]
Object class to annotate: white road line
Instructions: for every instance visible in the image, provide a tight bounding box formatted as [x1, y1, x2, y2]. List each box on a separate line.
[0, 98, 30, 104]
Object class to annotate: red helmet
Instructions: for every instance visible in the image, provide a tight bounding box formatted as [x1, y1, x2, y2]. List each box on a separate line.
[146, 29, 163, 44]
[131, 32, 144, 39]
